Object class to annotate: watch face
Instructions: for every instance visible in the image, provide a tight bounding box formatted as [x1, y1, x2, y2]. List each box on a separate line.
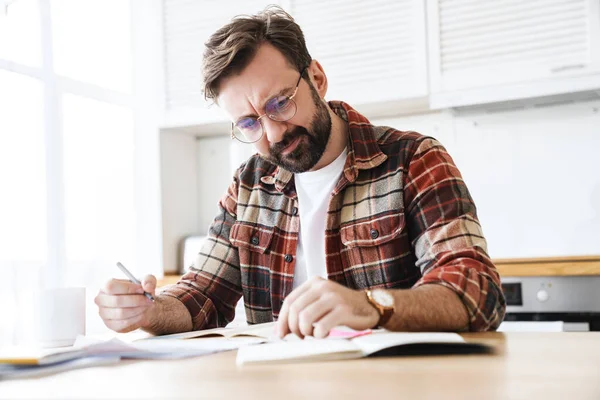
[372, 289, 394, 308]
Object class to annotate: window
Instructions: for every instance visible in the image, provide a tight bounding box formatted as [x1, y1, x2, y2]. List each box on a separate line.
[0, 0, 42, 66]
[0, 69, 46, 346]
[62, 94, 135, 270]
[51, 0, 132, 92]
[0, 70, 46, 263]
[0, 0, 160, 346]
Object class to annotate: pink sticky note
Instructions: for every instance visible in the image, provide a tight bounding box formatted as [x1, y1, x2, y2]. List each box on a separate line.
[328, 328, 372, 339]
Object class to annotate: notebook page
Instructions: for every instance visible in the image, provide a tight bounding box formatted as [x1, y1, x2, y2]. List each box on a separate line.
[136, 328, 227, 341]
[351, 332, 465, 356]
[236, 338, 361, 365]
[138, 322, 277, 341]
[228, 322, 277, 339]
[79, 337, 262, 359]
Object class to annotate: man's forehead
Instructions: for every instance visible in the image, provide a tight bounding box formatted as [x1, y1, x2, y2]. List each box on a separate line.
[217, 66, 298, 117]
[218, 44, 298, 92]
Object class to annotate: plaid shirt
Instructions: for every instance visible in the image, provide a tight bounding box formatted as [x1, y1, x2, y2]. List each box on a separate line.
[162, 101, 506, 332]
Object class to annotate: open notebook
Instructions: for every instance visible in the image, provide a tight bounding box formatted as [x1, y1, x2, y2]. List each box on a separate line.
[138, 322, 280, 341]
[236, 331, 493, 366]
[137, 322, 376, 342]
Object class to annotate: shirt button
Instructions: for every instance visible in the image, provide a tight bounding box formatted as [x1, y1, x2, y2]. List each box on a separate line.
[284, 254, 293, 263]
[292, 207, 298, 216]
[370, 229, 379, 239]
[251, 236, 259, 245]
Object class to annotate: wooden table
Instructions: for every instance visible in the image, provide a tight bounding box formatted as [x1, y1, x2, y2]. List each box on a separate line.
[1, 333, 599, 399]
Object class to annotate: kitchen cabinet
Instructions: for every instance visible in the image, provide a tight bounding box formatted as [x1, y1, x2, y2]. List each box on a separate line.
[291, 0, 429, 116]
[427, 0, 600, 108]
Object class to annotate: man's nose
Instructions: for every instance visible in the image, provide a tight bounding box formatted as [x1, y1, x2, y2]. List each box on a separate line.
[262, 117, 287, 144]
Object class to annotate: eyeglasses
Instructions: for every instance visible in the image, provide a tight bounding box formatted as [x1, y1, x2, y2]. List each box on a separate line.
[231, 68, 306, 144]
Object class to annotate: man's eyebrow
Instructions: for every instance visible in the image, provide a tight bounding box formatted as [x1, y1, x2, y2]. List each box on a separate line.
[234, 86, 294, 123]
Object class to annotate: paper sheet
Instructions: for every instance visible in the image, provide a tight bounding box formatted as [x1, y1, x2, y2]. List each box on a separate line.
[74, 336, 265, 359]
[0, 356, 120, 380]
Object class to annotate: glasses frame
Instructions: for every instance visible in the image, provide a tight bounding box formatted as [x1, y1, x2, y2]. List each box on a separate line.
[230, 68, 306, 144]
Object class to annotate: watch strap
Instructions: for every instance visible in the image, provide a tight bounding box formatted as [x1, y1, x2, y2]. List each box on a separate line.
[378, 307, 393, 326]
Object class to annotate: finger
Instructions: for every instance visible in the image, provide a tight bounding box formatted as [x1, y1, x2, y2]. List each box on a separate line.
[312, 306, 346, 339]
[98, 305, 149, 321]
[297, 296, 335, 337]
[277, 283, 312, 338]
[287, 288, 322, 339]
[141, 275, 157, 297]
[102, 312, 147, 333]
[101, 279, 144, 295]
[94, 292, 154, 308]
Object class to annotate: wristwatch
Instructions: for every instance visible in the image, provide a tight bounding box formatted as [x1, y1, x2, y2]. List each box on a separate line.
[365, 289, 395, 327]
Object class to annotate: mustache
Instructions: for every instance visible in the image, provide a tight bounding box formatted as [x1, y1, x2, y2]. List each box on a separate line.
[269, 127, 309, 154]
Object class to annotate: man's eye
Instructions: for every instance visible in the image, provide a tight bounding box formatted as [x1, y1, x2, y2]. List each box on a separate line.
[267, 96, 291, 114]
[236, 118, 258, 129]
[276, 98, 289, 108]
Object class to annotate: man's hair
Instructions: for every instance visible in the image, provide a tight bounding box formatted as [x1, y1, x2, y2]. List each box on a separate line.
[202, 5, 312, 101]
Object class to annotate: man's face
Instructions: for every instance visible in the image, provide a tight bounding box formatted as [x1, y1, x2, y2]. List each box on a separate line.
[217, 44, 332, 173]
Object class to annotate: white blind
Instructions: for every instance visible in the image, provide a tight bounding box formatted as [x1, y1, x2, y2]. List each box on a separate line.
[291, 0, 428, 106]
[435, 0, 597, 91]
[163, 0, 278, 110]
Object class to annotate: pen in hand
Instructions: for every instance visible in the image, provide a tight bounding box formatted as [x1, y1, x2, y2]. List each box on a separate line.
[116, 262, 155, 302]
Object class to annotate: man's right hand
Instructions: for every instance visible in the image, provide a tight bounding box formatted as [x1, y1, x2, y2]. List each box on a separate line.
[94, 275, 158, 333]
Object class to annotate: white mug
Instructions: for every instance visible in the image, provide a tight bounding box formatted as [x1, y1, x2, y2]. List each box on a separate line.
[36, 287, 86, 348]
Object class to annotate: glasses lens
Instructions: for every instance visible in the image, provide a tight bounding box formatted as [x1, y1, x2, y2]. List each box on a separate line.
[233, 117, 262, 143]
[265, 95, 296, 121]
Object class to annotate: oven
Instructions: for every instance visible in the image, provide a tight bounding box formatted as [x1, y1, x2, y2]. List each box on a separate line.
[498, 276, 600, 332]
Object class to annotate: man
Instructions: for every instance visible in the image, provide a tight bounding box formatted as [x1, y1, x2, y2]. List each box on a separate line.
[95, 7, 505, 339]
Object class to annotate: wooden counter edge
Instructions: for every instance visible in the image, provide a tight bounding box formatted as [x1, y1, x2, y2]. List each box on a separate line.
[494, 255, 600, 276]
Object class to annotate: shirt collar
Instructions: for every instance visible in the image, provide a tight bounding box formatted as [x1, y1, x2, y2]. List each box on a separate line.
[261, 101, 388, 191]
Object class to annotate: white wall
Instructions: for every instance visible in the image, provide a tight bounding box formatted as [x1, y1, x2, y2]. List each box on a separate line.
[372, 99, 600, 259]
[196, 136, 235, 229]
[160, 131, 199, 273]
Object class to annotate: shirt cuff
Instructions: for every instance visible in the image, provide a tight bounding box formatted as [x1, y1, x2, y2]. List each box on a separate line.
[414, 265, 505, 331]
[160, 282, 219, 331]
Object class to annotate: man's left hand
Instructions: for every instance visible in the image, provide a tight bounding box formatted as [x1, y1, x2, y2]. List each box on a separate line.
[276, 277, 380, 339]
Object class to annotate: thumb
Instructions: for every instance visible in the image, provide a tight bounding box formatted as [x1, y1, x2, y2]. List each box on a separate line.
[141, 274, 157, 297]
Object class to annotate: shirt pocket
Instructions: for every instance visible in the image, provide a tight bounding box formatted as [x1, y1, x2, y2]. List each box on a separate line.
[340, 213, 406, 248]
[230, 222, 274, 254]
[339, 213, 414, 289]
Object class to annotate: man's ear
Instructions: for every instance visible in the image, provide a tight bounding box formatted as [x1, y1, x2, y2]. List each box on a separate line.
[307, 59, 328, 100]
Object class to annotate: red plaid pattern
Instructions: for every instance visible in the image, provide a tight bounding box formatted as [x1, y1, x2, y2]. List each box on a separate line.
[161, 102, 506, 331]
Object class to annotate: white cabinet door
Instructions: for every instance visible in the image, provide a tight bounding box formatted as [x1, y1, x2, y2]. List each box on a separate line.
[428, 0, 600, 108]
[163, 0, 280, 127]
[291, 0, 429, 114]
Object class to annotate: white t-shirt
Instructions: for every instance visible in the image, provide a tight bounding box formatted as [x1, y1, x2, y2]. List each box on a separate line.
[292, 148, 348, 289]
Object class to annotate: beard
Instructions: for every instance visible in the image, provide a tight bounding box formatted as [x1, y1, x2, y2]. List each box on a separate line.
[263, 83, 332, 173]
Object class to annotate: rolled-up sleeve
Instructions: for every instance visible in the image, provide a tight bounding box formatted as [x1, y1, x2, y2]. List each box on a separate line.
[160, 171, 243, 331]
[404, 138, 506, 331]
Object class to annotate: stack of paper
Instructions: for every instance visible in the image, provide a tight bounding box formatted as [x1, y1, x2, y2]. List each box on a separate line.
[0, 356, 121, 380]
[0, 334, 264, 379]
